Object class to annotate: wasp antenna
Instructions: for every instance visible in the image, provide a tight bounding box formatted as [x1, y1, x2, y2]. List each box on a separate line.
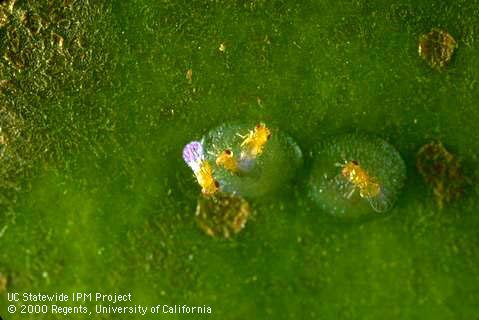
[236, 133, 246, 139]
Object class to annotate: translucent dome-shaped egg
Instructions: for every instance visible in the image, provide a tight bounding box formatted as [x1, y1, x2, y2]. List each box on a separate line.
[201, 123, 303, 198]
[308, 134, 406, 221]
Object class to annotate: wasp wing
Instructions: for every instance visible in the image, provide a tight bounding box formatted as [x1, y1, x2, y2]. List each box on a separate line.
[367, 186, 393, 213]
[331, 174, 357, 199]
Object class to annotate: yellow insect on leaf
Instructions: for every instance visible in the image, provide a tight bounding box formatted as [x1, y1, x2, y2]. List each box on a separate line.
[216, 149, 239, 173]
[339, 160, 391, 212]
[341, 160, 381, 198]
[196, 161, 220, 196]
[240, 123, 271, 158]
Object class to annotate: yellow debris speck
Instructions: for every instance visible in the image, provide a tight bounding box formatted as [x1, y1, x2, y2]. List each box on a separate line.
[0, 8, 8, 28]
[186, 68, 192, 83]
[0, 273, 6, 294]
[51, 32, 64, 49]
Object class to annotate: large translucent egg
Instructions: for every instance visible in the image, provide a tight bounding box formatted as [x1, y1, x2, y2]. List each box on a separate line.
[308, 134, 406, 221]
[201, 123, 303, 198]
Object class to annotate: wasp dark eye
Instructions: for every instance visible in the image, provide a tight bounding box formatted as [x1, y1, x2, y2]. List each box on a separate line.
[225, 149, 231, 155]
[351, 160, 359, 165]
[214, 181, 220, 188]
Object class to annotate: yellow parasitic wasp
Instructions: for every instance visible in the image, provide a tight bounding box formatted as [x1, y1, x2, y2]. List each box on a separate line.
[238, 123, 271, 159]
[336, 160, 392, 212]
[183, 141, 219, 196]
[196, 161, 220, 196]
[215, 149, 239, 173]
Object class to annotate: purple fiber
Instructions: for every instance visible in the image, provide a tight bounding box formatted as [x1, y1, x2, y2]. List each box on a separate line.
[182, 141, 204, 171]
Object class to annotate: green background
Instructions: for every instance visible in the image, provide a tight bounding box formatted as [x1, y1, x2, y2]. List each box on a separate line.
[0, 0, 478, 319]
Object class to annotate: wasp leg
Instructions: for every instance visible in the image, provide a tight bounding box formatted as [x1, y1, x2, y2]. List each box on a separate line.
[345, 185, 356, 199]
